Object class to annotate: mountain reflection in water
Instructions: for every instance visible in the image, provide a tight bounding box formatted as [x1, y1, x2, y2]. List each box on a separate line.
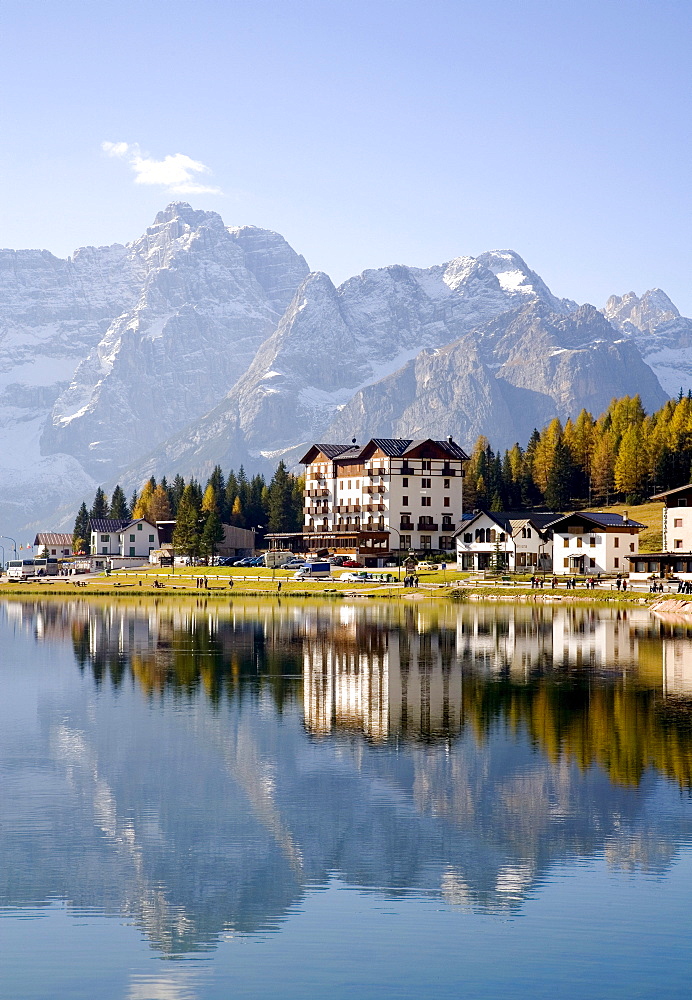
[1, 597, 692, 958]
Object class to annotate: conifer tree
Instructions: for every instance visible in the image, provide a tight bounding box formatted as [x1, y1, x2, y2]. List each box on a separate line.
[172, 484, 200, 558]
[200, 510, 225, 563]
[268, 461, 294, 532]
[170, 474, 185, 515]
[545, 437, 574, 510]
[90, 487, 109, 519]
[73, 502, 90, 554]
[109, 485, 129, 520]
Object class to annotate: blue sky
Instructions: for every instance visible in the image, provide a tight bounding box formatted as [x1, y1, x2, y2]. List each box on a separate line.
[1, 0, 690, 310]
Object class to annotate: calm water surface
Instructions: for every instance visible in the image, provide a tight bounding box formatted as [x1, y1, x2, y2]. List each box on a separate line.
[1, 596, 692, 1000]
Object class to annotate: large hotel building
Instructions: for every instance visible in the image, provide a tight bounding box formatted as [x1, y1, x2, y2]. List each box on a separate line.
[297, 437, 468, 565]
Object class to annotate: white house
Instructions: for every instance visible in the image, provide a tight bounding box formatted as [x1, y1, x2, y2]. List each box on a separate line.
[89, 517, 159, 566]
[547, 511, 644, 576]
[33, 533, 73, 558]
[118, 519, 159, 558]
[89, 518, 129, 556]
[454, 511, 556, 572]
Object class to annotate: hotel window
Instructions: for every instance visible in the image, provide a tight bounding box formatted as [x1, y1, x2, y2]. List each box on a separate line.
[576, 538, 582, 548]
[675, 539, 683, 549]
[675, 518, 683, 527]
[422, 478, 431, 489]
[614, 537, 619, 548]
[422, 460, 431, 471]
[355, 480, 359, 488]
[614, 557, 619, 568]
[679, 500, 688, 507]
[630, 542, 635, 551]
[443, 496, 450, 506]
[149, 535, 155, 543]
[102, 535, 110, 542]
[348, 480, 351, 489]
[130, 535, 135, 542]
[564, 558, 569, 568]
[420, 535, 432, 549]
[403, 478, 409, 487]
[464, 533, 472, 543]
[589, 558, 596, 568]
[444, 479, 450, 489]
[421, 496, 431, 507]
[137, 523, 142, 531]
[400, 535, 411, 549]
[564, 538, 569, 547]
[402, 496, 408, 506]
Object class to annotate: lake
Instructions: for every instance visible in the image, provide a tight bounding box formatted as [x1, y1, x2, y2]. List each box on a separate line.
[1, 596, 691, 999]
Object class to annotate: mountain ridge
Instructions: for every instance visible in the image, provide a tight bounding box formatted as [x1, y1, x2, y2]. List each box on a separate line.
[0, 202, 685, 537]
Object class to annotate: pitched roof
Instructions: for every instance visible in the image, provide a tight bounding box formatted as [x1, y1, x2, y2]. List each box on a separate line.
[88, 518, 129, 533]
[34, 533, 73, 546]
[650, 483, 692, 500]
[370, 437, 469, 459]
[314, 443, 356, 459]
[545, 511, 646, 529]
[121, 518, 156, 532]
[303, 437, 469, 464]
[453, 510, 562, 536]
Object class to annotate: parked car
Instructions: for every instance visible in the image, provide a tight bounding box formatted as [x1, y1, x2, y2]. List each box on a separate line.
[282, 559, 307, 570]
[342, 559, 363, 568]
[328, 555, 346, 565]
[415, 562, 437, 571]
[339, 571, 372, 582]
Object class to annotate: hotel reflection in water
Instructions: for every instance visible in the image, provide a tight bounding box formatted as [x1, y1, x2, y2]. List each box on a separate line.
[302, 602, 692, 742]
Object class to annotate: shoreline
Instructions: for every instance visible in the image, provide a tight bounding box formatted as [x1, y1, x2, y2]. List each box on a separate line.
[0, 575, 682, 607]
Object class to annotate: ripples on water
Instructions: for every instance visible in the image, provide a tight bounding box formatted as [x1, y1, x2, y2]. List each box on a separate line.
[1, 597, 692, 999]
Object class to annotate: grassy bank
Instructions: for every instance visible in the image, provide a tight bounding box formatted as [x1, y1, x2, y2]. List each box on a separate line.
[0, 564, 676, 606]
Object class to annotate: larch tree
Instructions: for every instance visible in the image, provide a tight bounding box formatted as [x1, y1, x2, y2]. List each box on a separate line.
[148, 484, 172, 523]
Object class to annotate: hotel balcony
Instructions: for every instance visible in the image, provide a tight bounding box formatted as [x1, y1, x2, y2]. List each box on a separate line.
[417, 521, 438, 531]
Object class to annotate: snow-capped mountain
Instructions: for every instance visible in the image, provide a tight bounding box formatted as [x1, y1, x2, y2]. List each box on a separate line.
[130, 253, 663, 484]
[0, 203, 685, 538]
[603, 289, 692, 396]
[41, 204, 309, 477]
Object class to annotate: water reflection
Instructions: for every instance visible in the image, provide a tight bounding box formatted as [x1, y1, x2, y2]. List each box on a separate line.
[1, 597, 692, 960]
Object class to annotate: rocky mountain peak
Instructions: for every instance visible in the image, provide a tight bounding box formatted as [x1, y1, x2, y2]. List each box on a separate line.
[604, 288, 680, 333]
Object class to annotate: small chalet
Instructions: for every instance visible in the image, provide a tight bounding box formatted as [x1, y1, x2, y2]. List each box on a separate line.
[547, 511, 644, 576]
[454, 511, 557, 572]
[33, 533, 73, 558]
[88, 518, 159, 565]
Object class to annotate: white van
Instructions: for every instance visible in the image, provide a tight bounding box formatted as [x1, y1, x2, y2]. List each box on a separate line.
[264, 550, 295, 569]
[293, 561, 332, 580]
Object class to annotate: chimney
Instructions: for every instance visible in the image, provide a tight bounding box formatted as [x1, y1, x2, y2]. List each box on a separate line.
[447, 435, 453, 444]
[623, 509, 628, 522]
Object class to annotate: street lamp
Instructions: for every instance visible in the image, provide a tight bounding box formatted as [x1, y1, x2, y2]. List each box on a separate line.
[0, 545, 4, 574]
[1, 535, 17, 559]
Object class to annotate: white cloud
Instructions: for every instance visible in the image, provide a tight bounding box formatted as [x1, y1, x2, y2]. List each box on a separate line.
[102, 141, 221, 195]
